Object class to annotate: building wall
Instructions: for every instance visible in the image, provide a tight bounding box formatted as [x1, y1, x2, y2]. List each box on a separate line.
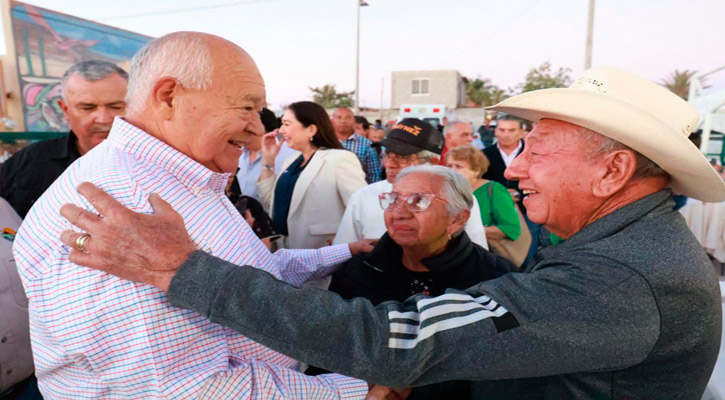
[359, 107, 487, 131]
[391, 70, 464, 109]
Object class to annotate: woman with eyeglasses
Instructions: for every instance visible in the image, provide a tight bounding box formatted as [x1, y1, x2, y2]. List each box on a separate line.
[257, 101, 367, 254]
[307, 164, 515, 399]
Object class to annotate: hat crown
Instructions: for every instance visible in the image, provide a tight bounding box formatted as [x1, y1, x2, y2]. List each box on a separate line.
[570, 67, 699, 137]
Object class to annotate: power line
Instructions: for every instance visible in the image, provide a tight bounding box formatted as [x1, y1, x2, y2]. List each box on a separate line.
[98, 0, 281, 21]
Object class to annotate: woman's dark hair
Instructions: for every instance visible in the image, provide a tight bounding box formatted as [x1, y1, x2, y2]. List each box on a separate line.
[287, 101, 343, 150]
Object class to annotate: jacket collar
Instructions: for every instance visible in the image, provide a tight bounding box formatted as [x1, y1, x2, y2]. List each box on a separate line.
[364, 231, 474, 277]
[538, 189, 673, 260]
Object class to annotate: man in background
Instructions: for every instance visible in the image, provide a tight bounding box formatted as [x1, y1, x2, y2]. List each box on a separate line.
[482, 114, 541, 257]
[333, 107, 382, 183]
[0, 60, 128, 218]
[354, 115, 371, 138]
[440, 120, 474, 164]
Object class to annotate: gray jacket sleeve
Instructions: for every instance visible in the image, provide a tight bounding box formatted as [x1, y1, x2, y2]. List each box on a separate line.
[167, 250, 660, 387]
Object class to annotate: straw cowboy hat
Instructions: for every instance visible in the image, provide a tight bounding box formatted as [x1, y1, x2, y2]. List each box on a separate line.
[488, 66, 725, 202]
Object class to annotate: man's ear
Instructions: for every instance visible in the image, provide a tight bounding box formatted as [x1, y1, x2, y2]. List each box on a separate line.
[150, 77, 180, 119]
[592, 150, 637, 197]
[58, 98, 70, 120]
[448, 209, 471, 236]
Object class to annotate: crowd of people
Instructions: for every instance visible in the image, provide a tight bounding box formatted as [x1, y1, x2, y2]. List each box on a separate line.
[0, 30, 724, 400]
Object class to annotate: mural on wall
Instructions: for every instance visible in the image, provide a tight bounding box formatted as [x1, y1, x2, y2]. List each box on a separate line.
[10, 1, 151, 132]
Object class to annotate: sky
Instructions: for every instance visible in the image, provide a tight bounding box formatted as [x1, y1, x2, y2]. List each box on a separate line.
[2, 0, 724, 109]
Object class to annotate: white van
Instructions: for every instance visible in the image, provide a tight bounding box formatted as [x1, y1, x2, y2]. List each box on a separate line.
[397, 104, 456, 127]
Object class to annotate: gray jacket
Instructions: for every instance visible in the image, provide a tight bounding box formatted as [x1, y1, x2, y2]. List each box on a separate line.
[168, 190, 721, 399]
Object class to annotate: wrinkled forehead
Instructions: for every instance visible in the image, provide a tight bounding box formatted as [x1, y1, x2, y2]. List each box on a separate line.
[393, 172, 444, 194]
[211, 43, 266, 99]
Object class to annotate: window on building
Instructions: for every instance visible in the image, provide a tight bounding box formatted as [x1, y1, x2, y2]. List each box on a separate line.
[412, 79, 429, 95]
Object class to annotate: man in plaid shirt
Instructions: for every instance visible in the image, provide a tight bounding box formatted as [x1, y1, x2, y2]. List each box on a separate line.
[14, 32, 369, 400]
[332, 108, 382, 183]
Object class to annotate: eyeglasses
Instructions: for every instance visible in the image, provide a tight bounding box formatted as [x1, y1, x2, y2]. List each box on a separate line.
[381, 151, 418, 165]
[378, 192, 447, 212]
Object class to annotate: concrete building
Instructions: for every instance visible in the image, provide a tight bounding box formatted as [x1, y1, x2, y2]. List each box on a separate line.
[391, 70, 465, 109]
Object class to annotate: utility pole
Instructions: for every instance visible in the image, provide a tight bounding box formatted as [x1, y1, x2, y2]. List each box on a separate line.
[379, 76, 384, 121]
[355, 1, 369, 114]
[584, 0, 595, 69]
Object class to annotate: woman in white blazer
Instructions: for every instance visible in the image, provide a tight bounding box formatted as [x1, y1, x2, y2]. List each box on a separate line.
[257, 101, 367, 250]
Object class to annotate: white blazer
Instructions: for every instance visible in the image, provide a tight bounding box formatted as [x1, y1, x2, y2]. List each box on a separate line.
[257, 148, 368, 249]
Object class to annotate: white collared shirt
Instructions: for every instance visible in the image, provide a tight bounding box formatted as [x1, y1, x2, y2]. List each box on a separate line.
[497, 140, 523, 167]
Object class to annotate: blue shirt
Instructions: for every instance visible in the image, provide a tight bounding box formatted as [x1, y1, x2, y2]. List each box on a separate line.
[272, 154, 311, 236]
[340, 133, 382, 184]
[236, 143, 297, 210]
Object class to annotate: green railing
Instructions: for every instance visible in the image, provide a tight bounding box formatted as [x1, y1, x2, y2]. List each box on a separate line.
[0, 131, 67, 142]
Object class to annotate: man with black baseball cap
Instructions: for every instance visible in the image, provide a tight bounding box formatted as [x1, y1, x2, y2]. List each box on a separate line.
[333, 118, 488, 248]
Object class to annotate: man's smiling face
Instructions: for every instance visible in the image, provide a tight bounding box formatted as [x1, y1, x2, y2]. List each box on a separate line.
[166, 38, 266, 174]
[505, 119, 605, 238]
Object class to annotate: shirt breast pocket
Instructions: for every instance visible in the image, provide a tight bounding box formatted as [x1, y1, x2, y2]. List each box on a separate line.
[309, 223, 340, 236]
[1, 257, 28, 307]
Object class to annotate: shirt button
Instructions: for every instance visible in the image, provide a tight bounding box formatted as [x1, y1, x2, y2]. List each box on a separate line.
[6, 369, 12, 375]
[0, 337, 6, 343]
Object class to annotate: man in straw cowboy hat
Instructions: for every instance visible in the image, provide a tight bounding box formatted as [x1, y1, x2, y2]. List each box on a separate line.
[57, 67, 725, 399]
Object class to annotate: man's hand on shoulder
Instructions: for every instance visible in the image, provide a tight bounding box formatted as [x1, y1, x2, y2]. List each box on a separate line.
[59, 182, 197, 291]
[349, 239, 377, 255]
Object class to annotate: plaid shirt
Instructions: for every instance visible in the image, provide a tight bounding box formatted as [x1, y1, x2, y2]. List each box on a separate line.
[14, 118, 367, 399]
[340, 133, 382, 183]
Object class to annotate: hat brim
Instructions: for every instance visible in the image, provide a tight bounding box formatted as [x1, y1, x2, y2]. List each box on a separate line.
[488, 89, 725, 202]
[377, 136, 426, 156]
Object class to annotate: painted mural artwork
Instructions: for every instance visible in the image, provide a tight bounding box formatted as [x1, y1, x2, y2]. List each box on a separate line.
[10, 1, 151, 132]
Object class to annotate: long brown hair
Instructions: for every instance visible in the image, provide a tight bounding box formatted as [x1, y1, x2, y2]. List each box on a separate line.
[287, 101, 343, 150]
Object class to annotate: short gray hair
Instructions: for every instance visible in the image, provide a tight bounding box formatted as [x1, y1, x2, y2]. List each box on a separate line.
[575, 125, 670, 181]
[61, 60, 128, 99]
[443, 120, 472, 135]
[396, 164, 473, 216]
[126, 32, 213, 111]
[415, 149, 440, 163]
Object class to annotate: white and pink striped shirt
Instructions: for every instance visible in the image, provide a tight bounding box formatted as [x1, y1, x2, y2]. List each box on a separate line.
[13, 118, 367, 399]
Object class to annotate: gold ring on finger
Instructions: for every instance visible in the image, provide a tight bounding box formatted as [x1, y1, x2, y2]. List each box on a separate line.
[75, 233, 91, 253]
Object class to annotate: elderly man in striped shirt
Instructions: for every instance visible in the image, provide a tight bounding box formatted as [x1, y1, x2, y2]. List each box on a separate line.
[13, 32, 370, 399]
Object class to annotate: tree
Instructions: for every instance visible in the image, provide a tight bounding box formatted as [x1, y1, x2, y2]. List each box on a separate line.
[462, 76, 510, 106]
[309, 84, 354, 108]
[518, 61, 572, 93]
[660, 69, 700, 100]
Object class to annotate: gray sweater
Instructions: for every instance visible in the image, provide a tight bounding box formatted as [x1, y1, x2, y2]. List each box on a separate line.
[168, 190, 721, 399]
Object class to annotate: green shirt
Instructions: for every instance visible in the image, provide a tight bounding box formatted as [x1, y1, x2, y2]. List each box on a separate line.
[472, 181, 521, 241]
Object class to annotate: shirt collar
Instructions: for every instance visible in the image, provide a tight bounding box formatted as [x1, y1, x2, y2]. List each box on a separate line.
[106, 118, 229, 194]
[51, 131, 82, 161]
[497, 139, 523, 155]
[341, 133, 361, 143]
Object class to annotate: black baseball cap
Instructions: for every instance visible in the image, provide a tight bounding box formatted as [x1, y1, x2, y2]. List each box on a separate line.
[374, 118, 444, 156]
